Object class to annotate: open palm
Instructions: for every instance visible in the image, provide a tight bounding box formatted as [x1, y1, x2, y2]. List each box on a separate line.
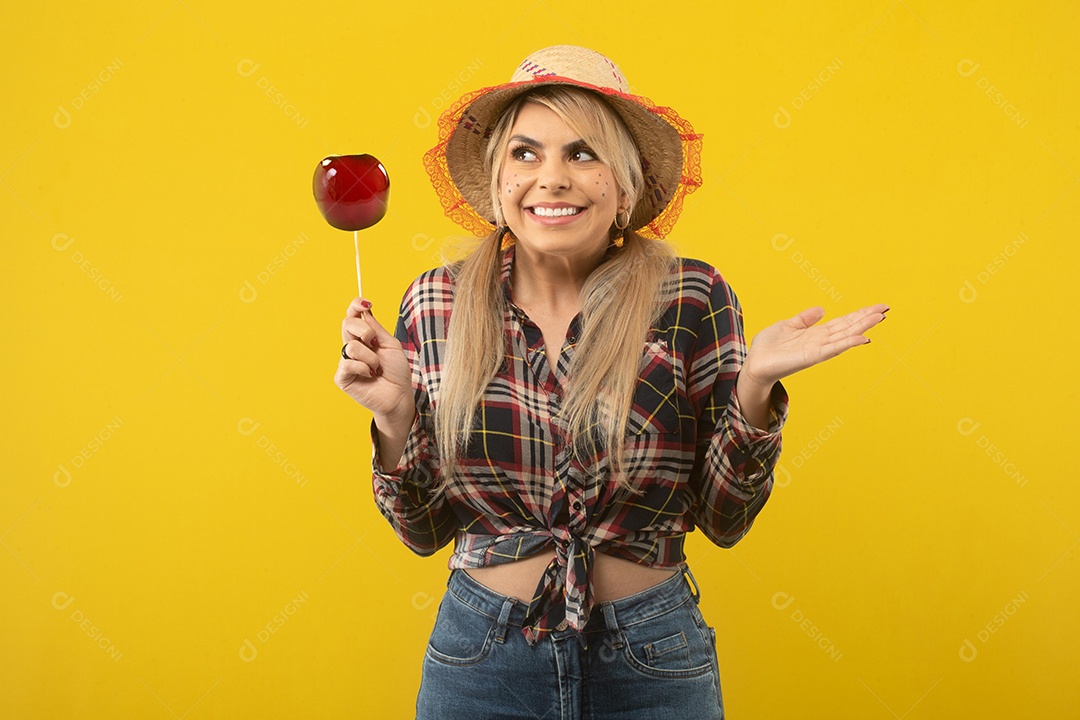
[742, 303, 889, 386]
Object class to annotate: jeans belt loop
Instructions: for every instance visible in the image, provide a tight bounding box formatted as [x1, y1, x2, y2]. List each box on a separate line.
[683, 564, 702, 604]
[493, 597, 515, 643]
[601, 603, 624, 649]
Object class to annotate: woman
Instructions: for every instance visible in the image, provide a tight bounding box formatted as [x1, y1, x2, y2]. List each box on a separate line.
[335, 45, 887, 720]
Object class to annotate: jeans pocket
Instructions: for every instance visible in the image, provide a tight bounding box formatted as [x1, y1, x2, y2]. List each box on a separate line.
[424, 589, 498, 667]
[615, 603, 715, 679]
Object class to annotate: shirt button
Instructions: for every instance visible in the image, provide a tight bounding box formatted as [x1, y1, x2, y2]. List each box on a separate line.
[572, 499, 583, 511]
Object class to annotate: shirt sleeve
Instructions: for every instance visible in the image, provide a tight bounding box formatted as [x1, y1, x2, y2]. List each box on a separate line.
[685, 266, 789, 548]
[369, 279, 456, 557]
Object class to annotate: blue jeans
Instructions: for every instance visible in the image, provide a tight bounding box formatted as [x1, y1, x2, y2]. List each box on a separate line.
[415, 563, 724, 719]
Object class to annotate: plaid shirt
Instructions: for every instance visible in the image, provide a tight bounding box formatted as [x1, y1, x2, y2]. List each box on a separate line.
[371, 246, 788, 648]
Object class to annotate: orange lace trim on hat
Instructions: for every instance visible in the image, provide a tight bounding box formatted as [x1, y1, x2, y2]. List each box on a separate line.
[422, 82, 703, 239]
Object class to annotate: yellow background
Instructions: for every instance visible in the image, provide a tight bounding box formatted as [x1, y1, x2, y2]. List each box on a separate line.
[3, 1, 1076, 717]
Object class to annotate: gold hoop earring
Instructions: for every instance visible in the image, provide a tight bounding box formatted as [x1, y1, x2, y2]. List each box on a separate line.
[614, 208, 631, 231]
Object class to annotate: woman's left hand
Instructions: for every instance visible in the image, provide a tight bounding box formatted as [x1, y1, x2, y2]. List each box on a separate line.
[741, 303, 890, 387]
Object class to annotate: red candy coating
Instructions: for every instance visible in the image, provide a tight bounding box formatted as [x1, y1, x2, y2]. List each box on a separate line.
[313, 154, 390, 231]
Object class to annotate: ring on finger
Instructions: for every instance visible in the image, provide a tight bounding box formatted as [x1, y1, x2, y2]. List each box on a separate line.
[341, 342, 350, 360]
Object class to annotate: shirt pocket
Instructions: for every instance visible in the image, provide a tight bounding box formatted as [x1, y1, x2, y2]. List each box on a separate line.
[625, 339, 681, 435]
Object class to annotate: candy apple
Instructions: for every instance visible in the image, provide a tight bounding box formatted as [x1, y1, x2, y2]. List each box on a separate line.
[312, 154, 390, 231]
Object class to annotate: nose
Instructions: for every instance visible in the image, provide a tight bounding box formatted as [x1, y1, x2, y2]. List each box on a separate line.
[537, 156, 571, 191]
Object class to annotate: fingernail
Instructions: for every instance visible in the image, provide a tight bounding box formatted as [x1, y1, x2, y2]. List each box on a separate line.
[370, 336, 379, 349]
[374, 366, 383, 376]
[864, 338, 872, 344]
[360, 300, 372, 310]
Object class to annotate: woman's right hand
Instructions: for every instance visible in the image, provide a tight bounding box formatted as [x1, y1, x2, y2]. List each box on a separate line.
[335, 298, 416, 430]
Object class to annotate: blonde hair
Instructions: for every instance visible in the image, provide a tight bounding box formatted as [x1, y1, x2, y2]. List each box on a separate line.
[434, 86, 677, 492]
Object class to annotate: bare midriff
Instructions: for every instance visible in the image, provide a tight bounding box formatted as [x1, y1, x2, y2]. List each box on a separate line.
[464, 548, 681, 605]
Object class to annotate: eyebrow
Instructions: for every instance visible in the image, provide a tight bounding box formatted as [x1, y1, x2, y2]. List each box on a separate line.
[509, 135, 589, 152]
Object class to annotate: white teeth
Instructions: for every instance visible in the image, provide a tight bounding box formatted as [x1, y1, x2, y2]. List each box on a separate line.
[531, 206, 582, 217]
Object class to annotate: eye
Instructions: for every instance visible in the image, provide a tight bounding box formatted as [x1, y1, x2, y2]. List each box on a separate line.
[570, 147, 597, 162]
[510, 144, 537, 161]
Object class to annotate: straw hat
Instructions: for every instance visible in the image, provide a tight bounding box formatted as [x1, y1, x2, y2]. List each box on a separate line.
[423, 45, 702, 239]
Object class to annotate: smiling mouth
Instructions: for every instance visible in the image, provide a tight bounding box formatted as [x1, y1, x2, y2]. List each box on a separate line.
[528, 206, 585, 218]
